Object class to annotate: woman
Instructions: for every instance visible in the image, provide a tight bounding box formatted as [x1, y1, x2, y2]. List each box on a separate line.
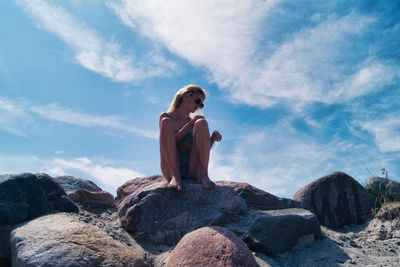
[159, 85, 222, 191]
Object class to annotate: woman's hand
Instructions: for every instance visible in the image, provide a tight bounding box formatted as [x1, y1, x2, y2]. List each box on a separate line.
[211, 131, 222, 143]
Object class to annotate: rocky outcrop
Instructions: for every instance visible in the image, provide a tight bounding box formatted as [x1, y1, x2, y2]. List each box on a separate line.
[243, 208, 322, 257]
[116, 176, 248, 246]
[54, 175, 103, 192]
[0, 173, 79, 265]
[0, 173, 78, 226]
[294, 171, 374, 228]
[67, 189, 116, 207]
[216, 181, 300, 210]
[11, 213, 147, 267]
[4, 171, 395, 266]
[365, 177, 400, 205]
[117, 176, 322, 258]
[167, 226, 257, 267]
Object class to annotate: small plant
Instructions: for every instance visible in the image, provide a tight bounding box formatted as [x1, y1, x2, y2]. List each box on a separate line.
[371, 169, 400, 219]
[381, 168, 389, 202]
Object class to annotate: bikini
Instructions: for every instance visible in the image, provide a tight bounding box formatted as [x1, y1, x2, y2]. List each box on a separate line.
[174, 129, 193, 178]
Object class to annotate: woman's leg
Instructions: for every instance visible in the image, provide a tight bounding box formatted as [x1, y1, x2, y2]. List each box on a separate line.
[159, 117, 182, 190]
[188, 118, 215, 189]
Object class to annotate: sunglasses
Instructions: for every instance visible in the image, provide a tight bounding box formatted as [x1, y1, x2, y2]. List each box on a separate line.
[194, 98, 204, 109]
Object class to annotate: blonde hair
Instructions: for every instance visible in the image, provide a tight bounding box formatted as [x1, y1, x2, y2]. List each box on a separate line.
[167, 84, 206, 112]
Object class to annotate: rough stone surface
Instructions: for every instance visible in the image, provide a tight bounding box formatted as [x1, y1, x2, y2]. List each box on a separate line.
[375, 201, 400, 221]
[242, 208, 322, 257]
[67, 189, 115, 207]
[0, 173, 78, 226]
[294, 172, 374, 228]
[54, 175, 102, 192]
[116, 176, 248, 246]
[0, 225, 13, 267]
[11, 213, 147, 267]
[216, 181, 300, 210]
[365, 177, 400, 205]
[167, 226, 257, 267]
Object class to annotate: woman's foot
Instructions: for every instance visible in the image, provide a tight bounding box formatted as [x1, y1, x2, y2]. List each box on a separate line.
[168, 176, 182, 191]
[200, 176, 215, 189]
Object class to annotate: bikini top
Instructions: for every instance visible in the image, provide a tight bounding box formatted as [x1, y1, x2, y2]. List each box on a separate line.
[174, 129, 193, 144]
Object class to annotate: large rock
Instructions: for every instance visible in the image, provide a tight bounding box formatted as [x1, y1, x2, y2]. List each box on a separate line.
[117, 176, 323, 257]
[167, 226, 257, 267]
[116, 176, 248, 246]
[294, 171, 374, 228]
[11, 213, 147, 267]
[54, 175, 102, 192]
[67, 189, 116, 207]
[0, 173, 78, 226]
[242, 208, 322, 257]
[216, 181, 300, 210]
[365, 177, 400, 205]
[0, 225, 13, 267]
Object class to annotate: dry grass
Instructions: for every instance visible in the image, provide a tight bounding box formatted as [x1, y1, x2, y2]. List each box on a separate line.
[375, 201, 400, 221]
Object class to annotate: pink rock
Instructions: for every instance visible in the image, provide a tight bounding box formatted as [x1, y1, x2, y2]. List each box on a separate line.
[167, 226, 257, 267]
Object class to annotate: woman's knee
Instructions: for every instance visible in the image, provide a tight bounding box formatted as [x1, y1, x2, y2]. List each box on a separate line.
[193, 118, 208, 131]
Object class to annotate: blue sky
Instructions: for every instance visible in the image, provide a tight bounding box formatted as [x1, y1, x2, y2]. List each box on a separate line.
[1, 0, 399, 197]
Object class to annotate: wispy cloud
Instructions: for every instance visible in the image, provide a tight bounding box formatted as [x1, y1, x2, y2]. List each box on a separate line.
[0, 98, 31, 137]
[16, 0, 175, 82]
[111, 0, 399, 107]
[0, 97, 157, 139]
[29, 103, 158, 139]
[361, 115, 400, 153]
[51, 157, 144, 194]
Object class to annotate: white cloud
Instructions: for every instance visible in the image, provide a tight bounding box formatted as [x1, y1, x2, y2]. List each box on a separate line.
[51, 157, 145, 194]
[0, 98, 31, 137]
[0, 154, 45, 174]
[0, 97, 158, 139]
[111, 1, 398, 107]
[29, 103, 158, 139]
[16, 0, 175, 82]
[361, 115, 400, 153]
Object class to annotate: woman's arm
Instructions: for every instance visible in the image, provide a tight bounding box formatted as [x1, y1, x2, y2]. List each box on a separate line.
[174, 115, 203, 143]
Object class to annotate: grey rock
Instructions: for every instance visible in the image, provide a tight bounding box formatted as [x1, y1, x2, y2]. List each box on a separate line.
[365, 177, 400, 205]
[116, 176, 248, 246]
[242, 208, 322, 257]
[0, 225, 13, 267]
[11, 213, 147, 267]
[216, 181, 301, 210]
[54, 175, 102, 192]
[67, 189, 115, 207]
[167, 226, 257, 267]
[294, 171, 374, 228]
[117, 176, 323, 257]
[0, 173, 78, 226]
